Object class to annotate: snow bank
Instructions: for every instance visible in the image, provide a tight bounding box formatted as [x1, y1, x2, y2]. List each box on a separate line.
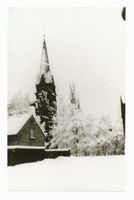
[8, 155, 125, 191]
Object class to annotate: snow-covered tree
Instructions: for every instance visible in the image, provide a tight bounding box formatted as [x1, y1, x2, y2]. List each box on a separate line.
[50, 98, 98, 155]
[50, 83, 124, 156]
[93, 116, 124, 155]
[8, 91, 30, 116]
[50, 103, 124, 156]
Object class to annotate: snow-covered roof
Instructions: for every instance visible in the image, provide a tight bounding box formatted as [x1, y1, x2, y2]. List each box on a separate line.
[8, 113, 32, 136]
[8, 145, 45, 149]
[45, 148, 70, 152]
[7, 146, 70, 151]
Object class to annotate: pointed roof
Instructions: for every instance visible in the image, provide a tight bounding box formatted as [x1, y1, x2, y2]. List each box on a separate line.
[8, 113, 31, 135]
[8, 113, 44, 136]
[40, 35, 50, 76]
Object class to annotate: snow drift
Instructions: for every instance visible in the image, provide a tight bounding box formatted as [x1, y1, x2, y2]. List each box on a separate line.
[8, 155, 125, 191]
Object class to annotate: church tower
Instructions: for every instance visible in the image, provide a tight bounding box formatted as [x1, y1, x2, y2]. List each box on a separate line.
[32, 35, 57, 146]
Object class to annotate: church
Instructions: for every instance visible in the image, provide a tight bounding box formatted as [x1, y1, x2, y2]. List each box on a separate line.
[8, 36, 60, 165]
[8, 36, 57, 148]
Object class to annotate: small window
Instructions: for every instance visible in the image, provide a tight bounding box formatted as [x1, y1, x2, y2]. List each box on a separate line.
[30, 129, 35, 139]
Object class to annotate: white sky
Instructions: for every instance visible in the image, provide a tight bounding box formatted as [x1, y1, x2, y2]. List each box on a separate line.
[8, 7, 125, 120]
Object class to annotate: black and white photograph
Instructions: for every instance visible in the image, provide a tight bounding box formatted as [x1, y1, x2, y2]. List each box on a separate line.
[7, 7, 125, 191]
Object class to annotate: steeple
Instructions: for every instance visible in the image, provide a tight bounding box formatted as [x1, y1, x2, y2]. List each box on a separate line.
[40, 35, 50, 76]
[32, 35, 57, 147]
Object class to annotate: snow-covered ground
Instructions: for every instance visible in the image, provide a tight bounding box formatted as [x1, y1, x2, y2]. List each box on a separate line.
[8, 155, 125, 191]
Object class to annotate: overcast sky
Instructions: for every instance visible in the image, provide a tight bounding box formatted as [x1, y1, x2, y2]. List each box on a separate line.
[8, 7, 125, 120]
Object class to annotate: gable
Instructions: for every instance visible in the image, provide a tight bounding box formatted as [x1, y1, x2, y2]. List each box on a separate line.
[8, 114, 45, 146]
[17, 115, 45, 138]
[8, 113, 45, 137]
[16, 116, 45, 146]
[8, 114, 31, 136]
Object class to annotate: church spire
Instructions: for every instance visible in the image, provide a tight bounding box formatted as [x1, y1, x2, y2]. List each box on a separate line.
[32, 35, 57, 147]
[40, 35, 50, 76]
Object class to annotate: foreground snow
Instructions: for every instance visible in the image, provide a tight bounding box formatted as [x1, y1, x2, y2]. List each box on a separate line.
[8, 155, 125, 191]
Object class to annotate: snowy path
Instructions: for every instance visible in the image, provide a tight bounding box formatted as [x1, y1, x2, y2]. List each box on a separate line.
[8, 155, 125, 191]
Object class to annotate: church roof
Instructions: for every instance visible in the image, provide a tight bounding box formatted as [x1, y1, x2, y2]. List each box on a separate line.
[40, 36, 50, 76]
